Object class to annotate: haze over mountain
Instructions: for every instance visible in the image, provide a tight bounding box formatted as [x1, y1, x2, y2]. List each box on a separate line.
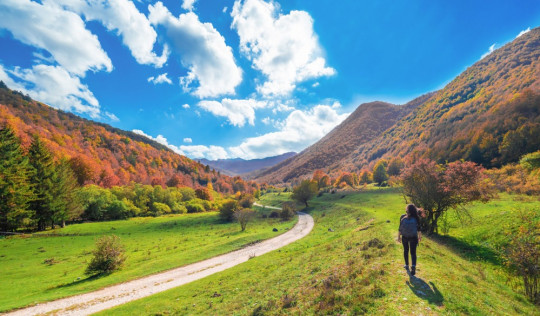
[0, 84, 252, 194]
[254, 27, 540, 184]
[199, 152, 296, 176]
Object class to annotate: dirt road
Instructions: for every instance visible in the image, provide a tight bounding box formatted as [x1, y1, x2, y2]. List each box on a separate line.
[6, 211, 313, 316]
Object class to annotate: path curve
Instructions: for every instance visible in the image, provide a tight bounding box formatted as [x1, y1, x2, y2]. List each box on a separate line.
[6, 211, 314, 316]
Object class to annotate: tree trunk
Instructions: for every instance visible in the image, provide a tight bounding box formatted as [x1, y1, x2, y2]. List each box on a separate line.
[61, 220, 65, 228]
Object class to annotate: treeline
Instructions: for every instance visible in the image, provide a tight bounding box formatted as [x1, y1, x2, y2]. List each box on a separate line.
[0, 125, 227, 231]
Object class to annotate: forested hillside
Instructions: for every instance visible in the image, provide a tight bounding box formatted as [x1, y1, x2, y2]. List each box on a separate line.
[0, 84, 252, 194]
[254, 27, 540, 184]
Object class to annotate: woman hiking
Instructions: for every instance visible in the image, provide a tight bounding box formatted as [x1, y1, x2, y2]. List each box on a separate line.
[398, 204, 422, 276]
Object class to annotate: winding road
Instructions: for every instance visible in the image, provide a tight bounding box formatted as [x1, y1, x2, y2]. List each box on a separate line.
[6, 209, 314, 316]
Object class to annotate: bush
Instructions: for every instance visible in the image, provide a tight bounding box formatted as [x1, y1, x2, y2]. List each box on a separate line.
[85, 235, 126, 275]
[503, 211, 539, 304]
[234, 208, 255, 231]
[238, 193, 255, 208]
[219, 199, 238, 222]
[151, 202, 171, 216]
[186, 201, 205, 213]
[280, 202, 296, 221]
[171, 202, 187, 214]
[269, 211, 279, 218]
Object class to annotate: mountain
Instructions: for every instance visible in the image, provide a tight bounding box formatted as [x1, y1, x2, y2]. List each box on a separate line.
[255, 27, 540, 184]
[252, 94, 433, 183]
[0, 83, 252, 194]
[199, 152, 296, 176]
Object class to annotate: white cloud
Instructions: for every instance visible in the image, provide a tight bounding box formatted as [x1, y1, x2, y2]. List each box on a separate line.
[183, 138, 192, 143]
[312, 82, 320, 88]
[182, 103, 190, 109]
[4, 64, 102, 118]
[149, 2, 242, 98]
[181, 145, 229, 160]
[229, 104, 349, 159]
[55, 0, 168, 67]
[231, 0, 335, 96]
[0, 0, 112, 76]
[182, 0, 197, 11]
[197, 98, 268, 127]
[132, 129, 229, 160]
[148, 73, 173, 84]
[516, 27, 530, 38]
[105, 112, 120, 121]
[481, 43, 497, 59]
[223, 6, 228, 13]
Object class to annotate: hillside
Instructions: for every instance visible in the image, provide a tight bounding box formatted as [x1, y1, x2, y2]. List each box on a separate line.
[199, 152, 296, 176]
[350, 26, 540, 168]
[254, 27, 540, 184]
[0, 84, 250, 194]
[253, 94, 433, 184]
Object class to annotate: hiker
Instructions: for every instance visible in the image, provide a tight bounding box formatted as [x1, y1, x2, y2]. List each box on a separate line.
[398, 204, 422, 276]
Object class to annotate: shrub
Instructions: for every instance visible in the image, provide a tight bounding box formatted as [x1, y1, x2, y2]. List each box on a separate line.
[151, 202, 171, 216]
[280, 202, 296, 221]
[186, 201, 205, 213]
[238, 193, 255, 208]
[269, 211, 279, 218]
[171, 202, 187, 214]
[503, 211, 539, 304]
[85, 235, 126, 275]
[219, 199, 238, 222]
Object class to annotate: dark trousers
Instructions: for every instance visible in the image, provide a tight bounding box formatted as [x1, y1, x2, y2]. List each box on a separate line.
[402, 236, 418, 266]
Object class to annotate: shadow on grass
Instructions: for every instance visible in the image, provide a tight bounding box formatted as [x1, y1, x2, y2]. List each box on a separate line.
[429, 234, 502, 266]
[48, 274, 106, 290]
[406, 275, 444, 306]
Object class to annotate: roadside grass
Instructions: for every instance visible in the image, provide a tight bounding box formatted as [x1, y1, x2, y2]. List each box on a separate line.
[0, 210, 297, 312]
[102, 189, 539, 315]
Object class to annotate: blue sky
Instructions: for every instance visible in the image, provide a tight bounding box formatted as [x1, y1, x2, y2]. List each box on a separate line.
[0, 0, 539, 160]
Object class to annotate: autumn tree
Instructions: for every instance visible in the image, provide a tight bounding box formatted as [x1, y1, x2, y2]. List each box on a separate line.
[234, 208, 255, 231]
[401, 159, 491, 234]
[291, 180, 318, 207]
[372, 160, 388, 186]
[359, 170, 372, 184]
[0, 126, 36, 230]
[387, 157, 404, 176]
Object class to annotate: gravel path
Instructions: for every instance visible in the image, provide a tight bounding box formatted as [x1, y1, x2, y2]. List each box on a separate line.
[5, 211, 314, 316]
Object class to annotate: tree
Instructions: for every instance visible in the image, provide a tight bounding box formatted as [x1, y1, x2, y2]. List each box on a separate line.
[387, 157, 404, 176]
[291, 180, 318, 207]
[372, 160, 388, 186]
[401, 159, 491, 234]
[52, 158, 83, 227]
[0, 126, 36, 231]
[238, 193, 255, 208]
[85, 235, 126, 275]
[219, 199, 238, 222]
[28, 135, 57, 230]
[234, 208, 255, 231]
[359, 170, 372, 184]
[280, 202, 296, 221]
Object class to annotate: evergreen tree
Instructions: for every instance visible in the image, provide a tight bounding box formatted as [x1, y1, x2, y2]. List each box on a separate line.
[0, 126, 35, 231]
[52, 158, 83, 227]
[28, 135, 56, 230]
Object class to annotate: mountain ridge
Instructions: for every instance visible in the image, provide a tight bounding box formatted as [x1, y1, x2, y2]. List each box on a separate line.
[199, 152, 296, 176]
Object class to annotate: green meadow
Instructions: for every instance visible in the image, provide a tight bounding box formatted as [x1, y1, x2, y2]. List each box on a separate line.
[0, 209, 297, 312]
[102, 189, 539, 315]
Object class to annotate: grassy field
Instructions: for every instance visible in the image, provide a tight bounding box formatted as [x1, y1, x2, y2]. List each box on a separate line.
[102, 188, 539, 315]
[0, 208, 297, 312]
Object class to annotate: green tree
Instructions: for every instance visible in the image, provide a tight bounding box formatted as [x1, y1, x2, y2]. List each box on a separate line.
[291, 180, 318, 207]
[372, 160, 389, 186]
[52, 158, 83, 227]
[387, 157, 404, 176]
[28, 135, 57, 230]
[0, 126, 36, 231]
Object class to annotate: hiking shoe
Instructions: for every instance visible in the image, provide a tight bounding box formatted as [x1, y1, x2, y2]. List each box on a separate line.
[411, 266, 416, 276]
[403, 265, 409, 270]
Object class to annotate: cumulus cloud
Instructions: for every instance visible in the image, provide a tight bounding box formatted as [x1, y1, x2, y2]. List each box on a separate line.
[132, 129, 229, 160]
[229, 104, 349, 159]
[149, 2, 242, 98]
[197, 98, 268, 127]
[0, 0, 112, 76]
[516, 27, 530, 38]
[182, 103, 190, 109]
[2, 64, 102, 117]
[182, 0, 198, 11]
[148, 73, 173, 84]
[55, 0, 168, 67]
[183, 138, 193, 143]
[231, 0, 335, 96]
